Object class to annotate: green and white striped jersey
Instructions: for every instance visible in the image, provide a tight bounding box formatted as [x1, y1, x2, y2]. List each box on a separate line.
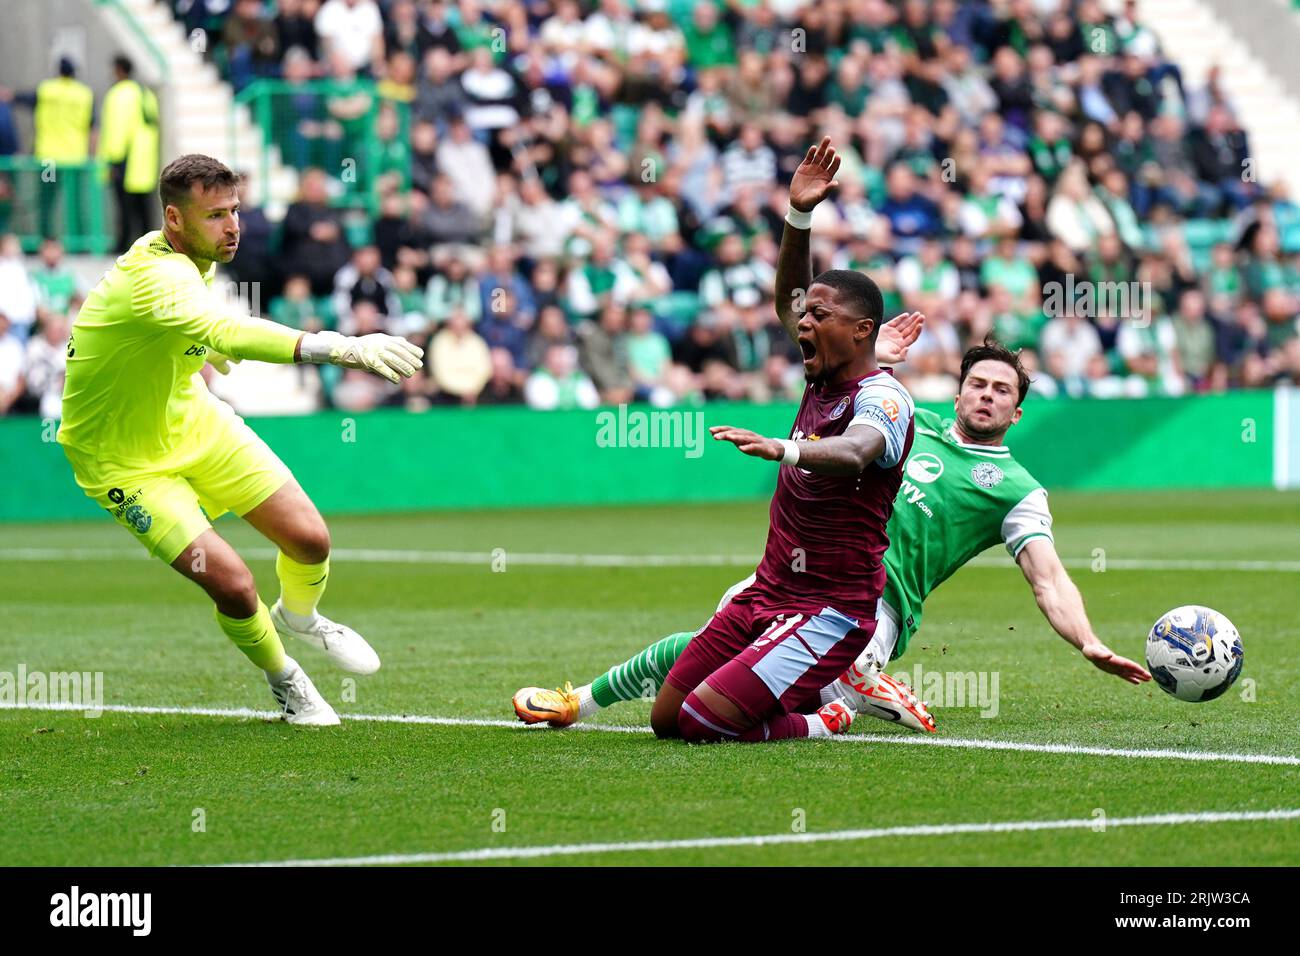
[882, 407, 1052, 658]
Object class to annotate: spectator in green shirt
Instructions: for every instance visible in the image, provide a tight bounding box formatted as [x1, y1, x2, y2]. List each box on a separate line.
[270, 275, 327, 332]
[31, 238, 79, 320]
[1170, 288, 1217, 388]
[626, 307, 675, 404]
[981, 236, 1040, 308]
[682, 2, 736, 69]
[1204, 242, 1242, 308]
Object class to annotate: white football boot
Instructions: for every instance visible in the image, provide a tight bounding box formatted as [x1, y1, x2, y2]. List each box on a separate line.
[268, 658, 340, 726]
[270, 601, 381, 675]
[832, 660, 937, 733]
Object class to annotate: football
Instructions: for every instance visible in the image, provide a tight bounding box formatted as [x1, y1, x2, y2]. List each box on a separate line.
[1146, 606, 1245, 702]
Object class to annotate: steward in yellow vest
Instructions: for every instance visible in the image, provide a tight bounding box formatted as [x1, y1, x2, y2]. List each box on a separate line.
[33, 59, 93, 163]
[98, 56, 160, 252]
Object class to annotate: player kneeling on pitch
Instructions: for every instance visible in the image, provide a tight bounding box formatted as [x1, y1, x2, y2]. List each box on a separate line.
[58, 155, 425, 725]
[530, 137, 919, 743]
[516, 339, 1151, 736]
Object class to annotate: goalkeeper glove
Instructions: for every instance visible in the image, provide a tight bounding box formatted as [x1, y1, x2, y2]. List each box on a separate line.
[299, 331, 425, 384]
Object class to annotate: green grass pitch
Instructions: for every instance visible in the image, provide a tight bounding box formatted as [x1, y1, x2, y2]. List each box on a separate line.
[1, 490, 1298, 866]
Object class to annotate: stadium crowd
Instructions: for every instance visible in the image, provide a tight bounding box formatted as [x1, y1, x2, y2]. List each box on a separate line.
[3, 0, 1300, 416]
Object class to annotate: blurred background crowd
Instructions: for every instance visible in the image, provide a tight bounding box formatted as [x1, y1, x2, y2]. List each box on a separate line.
[3, 0, 1300, 417]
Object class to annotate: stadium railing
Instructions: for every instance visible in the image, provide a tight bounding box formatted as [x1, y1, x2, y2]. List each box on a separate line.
[0, 158, 111, 254]
[230, 79, 411, 215]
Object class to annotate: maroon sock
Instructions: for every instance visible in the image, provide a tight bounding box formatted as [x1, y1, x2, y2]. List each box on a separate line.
[737, 713, 811, 742]
[677, 691, 747, 743]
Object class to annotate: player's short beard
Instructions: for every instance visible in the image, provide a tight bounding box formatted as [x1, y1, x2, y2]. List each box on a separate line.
[957, 409, 1009, 442]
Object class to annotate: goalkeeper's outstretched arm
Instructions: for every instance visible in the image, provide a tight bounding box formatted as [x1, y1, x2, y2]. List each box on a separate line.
[134, 256, 423, 383]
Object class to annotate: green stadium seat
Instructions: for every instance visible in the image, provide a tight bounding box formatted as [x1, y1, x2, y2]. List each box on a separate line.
[1182, 218, 1233, 251]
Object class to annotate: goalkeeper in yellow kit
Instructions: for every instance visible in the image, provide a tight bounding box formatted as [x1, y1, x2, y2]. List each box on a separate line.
[58, 154, 424, 725]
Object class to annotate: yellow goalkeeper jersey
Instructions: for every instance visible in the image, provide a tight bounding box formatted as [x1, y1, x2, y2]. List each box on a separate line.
[58, 231, 300, 470]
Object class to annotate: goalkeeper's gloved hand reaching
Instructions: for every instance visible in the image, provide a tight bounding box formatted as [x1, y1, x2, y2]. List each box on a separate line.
[299, 331, 425, 384]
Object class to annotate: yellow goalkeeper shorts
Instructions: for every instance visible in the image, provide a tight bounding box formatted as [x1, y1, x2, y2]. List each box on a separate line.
[63, 409, 293, 564]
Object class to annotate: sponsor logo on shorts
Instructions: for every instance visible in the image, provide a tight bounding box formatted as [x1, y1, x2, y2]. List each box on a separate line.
[971, 462, 1005, 488]
[105, 487, 152, 533]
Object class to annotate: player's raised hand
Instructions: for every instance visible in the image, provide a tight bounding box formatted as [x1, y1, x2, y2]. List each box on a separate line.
[789, 136, 842, 213]
[300, 331, 425, 384]
[877, 311, 925, 365]
[1081, 641, 1152, 685]
[710, 425, 784, 461]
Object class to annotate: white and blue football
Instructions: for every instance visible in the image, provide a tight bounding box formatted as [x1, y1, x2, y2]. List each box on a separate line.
[1146, 605, 1244, 702]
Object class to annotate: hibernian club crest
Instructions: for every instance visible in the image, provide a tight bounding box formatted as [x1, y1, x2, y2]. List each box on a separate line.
[971, 462, 1004, 488]
[123, 504, 152, 534]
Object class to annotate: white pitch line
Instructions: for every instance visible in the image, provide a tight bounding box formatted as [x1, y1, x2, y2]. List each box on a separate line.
[0, 546, 1297, 572]
[3, 700, 1297, 766]
[227, 808, 1300, 867]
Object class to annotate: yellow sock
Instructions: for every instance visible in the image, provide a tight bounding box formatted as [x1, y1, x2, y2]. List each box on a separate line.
[276, 551, 330, 618]
[216, 601, 287, 674]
